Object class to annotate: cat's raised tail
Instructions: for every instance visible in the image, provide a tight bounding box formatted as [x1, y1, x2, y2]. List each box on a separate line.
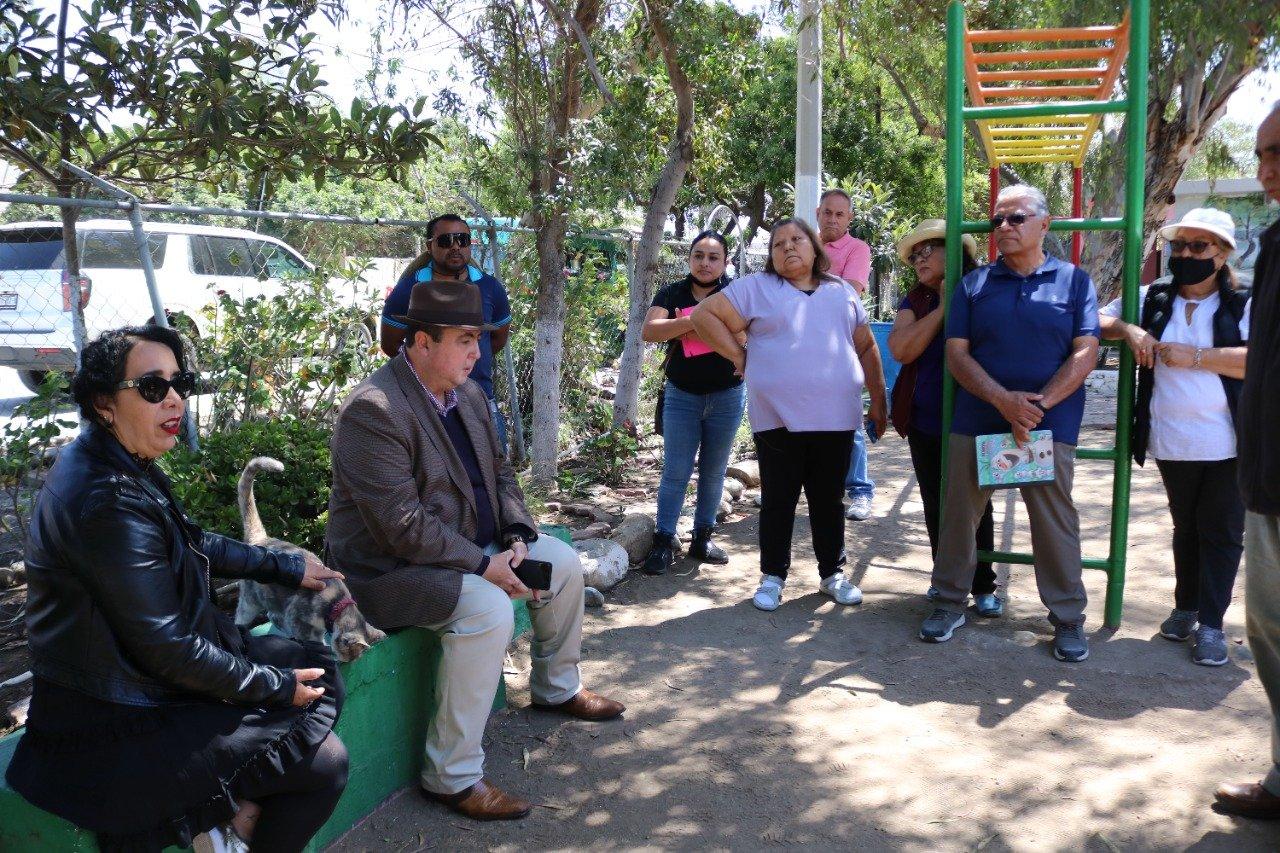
[238, 456, 286, 546]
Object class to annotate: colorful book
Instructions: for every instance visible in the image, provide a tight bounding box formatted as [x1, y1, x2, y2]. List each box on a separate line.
[975, 430, 1056, 488]
[679, 306, 715, 358]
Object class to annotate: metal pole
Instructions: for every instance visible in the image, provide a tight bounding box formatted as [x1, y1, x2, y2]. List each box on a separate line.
[59, 161, 198, 451]
[503, 343, 525, 463]
[794, 0, 822, 227]
[1104, 0, 1148, 628]
[1071, 166, 1084, 264]
[940, 0, 966, 504]
[988, 168, 999, 261]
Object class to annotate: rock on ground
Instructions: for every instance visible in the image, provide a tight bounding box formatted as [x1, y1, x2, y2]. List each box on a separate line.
[573, 538, 630, 590]
[721, 478, 745, 501]
[583, 587, 606, 608]
[608, 513, 656, 564]
[570, 521, 612, 541]
[725, 459, 760, 488]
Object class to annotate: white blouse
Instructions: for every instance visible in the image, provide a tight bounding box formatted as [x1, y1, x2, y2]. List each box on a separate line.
[1102, 285, 1251, 462]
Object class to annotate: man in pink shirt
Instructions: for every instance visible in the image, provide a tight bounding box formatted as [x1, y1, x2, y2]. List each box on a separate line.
[818, 189, 872, 294]
[817, 188, 876, 519]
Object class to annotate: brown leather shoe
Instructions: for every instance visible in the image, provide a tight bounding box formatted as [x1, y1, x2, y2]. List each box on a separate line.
[531, 688, 625, 721]
[420, 778, 532, 821]
[1214, 781, 1280, 819]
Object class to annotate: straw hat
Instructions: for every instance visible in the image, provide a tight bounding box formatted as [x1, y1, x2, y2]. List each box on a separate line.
[1157, 207, 1237, 250]
[896, 219, 980, 264]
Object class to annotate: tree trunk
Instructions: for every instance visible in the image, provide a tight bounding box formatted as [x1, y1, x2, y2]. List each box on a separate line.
[1082, 54, 1257, 303]
[612, 3, 695, 432]
[530, 215, 568, 488]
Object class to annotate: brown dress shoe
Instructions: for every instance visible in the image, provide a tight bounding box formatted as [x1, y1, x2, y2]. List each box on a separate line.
[420, 778, 532, 821]
[531, 688, 625, 721]
[1214, 781, 1280, 819]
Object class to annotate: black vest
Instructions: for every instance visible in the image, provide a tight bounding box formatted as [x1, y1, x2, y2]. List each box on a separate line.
[1132, 276, 1249, 466]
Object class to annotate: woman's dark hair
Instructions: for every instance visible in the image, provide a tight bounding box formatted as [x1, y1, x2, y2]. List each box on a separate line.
[689, 230, 729, 255]
[72, 325, 187, 425]
[764, 217, 832, 281]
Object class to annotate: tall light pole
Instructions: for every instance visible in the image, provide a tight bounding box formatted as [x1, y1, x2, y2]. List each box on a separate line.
[794, 0, 822, 226]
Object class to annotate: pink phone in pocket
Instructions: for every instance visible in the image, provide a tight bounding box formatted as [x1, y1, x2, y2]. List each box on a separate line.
[679, 306, 714, 358]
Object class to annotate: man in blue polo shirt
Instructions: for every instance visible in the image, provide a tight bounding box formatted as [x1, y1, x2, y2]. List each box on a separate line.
[919, 184, 1100, 662]
[382, 213, 514, 448]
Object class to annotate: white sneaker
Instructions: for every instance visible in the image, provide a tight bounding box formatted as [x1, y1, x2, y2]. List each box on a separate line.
[845, 495, 873, 520]
[752, 574, 785, 611]
[819, 574, 863, 605]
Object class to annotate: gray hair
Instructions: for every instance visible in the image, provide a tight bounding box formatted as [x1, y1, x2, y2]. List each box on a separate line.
[996, 184, 1050, 216]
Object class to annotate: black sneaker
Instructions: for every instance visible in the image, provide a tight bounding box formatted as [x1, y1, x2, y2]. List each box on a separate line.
[919, 608, 965, 643]
[1160, 608, 1198, 641]
[1192, 626, 1229, 666]
[642, 534, 677, 576]
[687, 526, 728, 564]
[1053, 623, 1089, 662]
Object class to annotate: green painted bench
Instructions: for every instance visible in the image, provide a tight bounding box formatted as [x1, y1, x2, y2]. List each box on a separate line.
[0, 526, 565, 851]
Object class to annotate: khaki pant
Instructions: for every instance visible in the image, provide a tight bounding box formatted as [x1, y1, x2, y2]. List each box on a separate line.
[419, 535, 584, 795]
[1246, 513, 1280, 795]
[931, 434, 1087, 626]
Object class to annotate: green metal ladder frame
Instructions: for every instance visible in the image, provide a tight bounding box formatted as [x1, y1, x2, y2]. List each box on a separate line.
[942, 0, 1150, 627]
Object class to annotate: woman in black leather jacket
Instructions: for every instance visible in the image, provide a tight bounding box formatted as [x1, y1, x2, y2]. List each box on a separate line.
[5, 325, 349, 852]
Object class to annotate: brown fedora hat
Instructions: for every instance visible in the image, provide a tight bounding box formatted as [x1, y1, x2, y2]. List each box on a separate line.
[392, 279, 497, 331]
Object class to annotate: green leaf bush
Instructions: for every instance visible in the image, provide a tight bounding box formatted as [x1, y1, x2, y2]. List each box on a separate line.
[162, 418, 333, 556]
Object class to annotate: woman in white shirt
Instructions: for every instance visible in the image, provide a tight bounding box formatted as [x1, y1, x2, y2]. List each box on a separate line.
[1100, 208, 1249, 667]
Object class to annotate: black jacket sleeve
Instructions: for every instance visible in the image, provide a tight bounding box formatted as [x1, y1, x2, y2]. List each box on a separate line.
[201, 531, 306, 588]
[73, 494, 296, 707]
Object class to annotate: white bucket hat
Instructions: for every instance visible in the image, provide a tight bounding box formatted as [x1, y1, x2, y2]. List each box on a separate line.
[1158, 207, 1236, 250]
[896, 218, 979, 264]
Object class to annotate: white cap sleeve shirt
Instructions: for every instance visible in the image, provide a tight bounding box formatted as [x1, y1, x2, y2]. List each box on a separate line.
[1102, 287, 1251, 461]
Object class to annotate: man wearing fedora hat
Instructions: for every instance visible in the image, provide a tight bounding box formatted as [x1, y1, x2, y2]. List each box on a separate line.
[327, 278, 625, 821]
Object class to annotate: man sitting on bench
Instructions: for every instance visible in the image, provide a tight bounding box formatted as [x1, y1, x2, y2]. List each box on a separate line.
[326, 279, 625, 821]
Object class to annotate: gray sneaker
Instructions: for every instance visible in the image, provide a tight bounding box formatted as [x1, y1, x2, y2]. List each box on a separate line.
[1053, 623, 1089, 662]
[1160, 608, 1198, 641]
[919, 607, 965, 643]
[845, 495, 873, 520]
[1192, 626, 1229, 666]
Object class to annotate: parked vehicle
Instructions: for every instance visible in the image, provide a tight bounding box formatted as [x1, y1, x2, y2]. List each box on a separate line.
[0, 220, 374, 392]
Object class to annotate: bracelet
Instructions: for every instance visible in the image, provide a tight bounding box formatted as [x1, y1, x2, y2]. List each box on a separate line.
[1193, 347, 1204, 369]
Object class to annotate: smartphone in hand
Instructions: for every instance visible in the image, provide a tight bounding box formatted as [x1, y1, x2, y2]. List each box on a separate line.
[864, 416, 880, 443]
[512, 557, 553, 591]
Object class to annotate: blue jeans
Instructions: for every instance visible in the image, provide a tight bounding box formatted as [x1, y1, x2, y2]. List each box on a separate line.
[656, 382, 747, 536]
[844, 427, 875, 499]
[486, 397, 508, 455]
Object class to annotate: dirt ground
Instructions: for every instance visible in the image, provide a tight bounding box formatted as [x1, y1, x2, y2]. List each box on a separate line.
[331, 425, 1280, 852]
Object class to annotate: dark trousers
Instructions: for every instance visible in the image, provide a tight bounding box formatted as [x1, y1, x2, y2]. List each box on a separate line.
[1154, 458, 1245, 629]
[907, 428, 997, 595]
[754, 428, 854, 580]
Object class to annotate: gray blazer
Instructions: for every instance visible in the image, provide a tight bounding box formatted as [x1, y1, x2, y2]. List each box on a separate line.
[326, 354, 536, 627]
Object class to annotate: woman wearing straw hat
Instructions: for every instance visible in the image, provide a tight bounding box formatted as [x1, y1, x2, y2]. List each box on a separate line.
[888, 220, 1003, 618]
[1100, 207, 1250, 667]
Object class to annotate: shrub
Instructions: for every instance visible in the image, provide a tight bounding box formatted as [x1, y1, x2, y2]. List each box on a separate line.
[162, 418, 333, 555]
[0, 373, 76, 555]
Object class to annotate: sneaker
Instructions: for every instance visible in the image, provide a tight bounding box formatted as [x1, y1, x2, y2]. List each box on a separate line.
[1160, 608, 1198, 641]
[642, 534, 677, 576]
[926, 585, 941, 601]
[1053, 623, 1089, 662]
[819, 574, 863, 606]
[752, 574, 785, 611]
[845, 495, 873, 520]
[973, 593, 1004, 618]
[688, 526, 728, 565]
[1192, 625, 1229, 666]
[919, 607, 965, 643]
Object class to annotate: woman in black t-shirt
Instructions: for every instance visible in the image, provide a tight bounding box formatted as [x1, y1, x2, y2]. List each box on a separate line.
[640, 231, 747, 575]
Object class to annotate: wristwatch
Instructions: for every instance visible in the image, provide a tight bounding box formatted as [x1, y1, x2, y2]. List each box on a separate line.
[1032, 400, 1048, 414]
[1193, 347, 1204, 369]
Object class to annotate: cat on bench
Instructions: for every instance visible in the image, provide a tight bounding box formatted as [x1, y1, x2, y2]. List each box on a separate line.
[236, 457, 385, 663]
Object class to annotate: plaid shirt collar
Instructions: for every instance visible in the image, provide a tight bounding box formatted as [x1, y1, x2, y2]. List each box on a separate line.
[403, 352, 458, 416]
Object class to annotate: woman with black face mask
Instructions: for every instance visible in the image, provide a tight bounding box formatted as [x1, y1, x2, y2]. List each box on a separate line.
[1100, 207, 1250, 668]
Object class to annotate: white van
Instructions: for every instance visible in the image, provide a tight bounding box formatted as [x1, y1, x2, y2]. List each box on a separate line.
[0, 220, 364, 392]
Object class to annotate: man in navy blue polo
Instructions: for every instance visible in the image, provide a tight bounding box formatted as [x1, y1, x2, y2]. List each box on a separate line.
[382, 214, 514, 449]
[919, 184, 1100, 662]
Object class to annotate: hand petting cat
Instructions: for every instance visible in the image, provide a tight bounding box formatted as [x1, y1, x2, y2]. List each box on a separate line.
[301, 555, 345, 591]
